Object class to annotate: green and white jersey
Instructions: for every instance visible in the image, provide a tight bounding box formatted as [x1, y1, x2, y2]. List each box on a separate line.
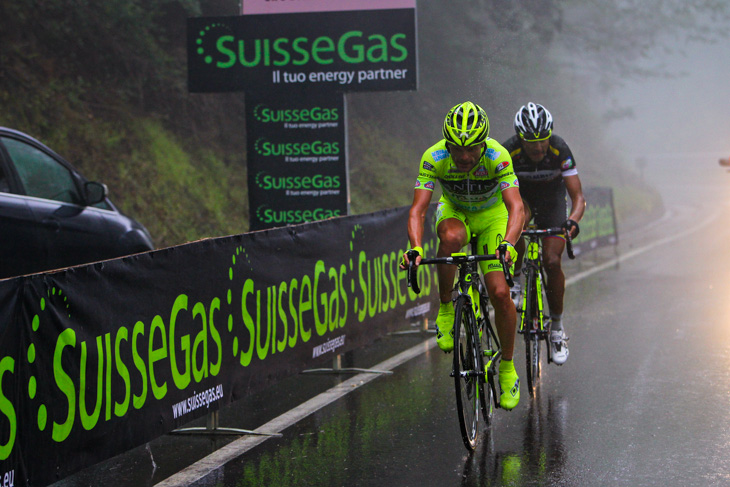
[415, 139, 518, 213]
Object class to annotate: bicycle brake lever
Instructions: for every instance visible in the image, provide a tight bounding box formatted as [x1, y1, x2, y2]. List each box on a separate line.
[407, 257, 421, 294]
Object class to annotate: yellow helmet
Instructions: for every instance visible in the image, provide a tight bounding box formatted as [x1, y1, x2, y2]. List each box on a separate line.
[442, 101, 490, 147]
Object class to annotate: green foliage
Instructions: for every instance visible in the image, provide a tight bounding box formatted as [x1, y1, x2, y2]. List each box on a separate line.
[0, 0, 686, 249]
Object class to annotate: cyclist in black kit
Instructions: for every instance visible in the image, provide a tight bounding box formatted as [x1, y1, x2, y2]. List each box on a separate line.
[502, 102, 585, 365]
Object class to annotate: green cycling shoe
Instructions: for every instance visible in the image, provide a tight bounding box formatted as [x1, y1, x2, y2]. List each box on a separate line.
[499, 359, 520, 410]
[435, 302, 455, 352]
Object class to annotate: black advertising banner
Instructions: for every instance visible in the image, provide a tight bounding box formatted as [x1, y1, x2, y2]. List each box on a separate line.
[0, 204, 438, 486]
[187, 9, 417, 94]
[246, 92, 348, 231]
[572, 186, 619, 255]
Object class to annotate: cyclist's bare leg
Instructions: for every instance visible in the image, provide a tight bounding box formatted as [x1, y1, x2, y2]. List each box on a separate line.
[543, 237, 566, 316]
[484, 270, 516, 361]
[513, 199, 531, 275]
[436, 218, 468, 303]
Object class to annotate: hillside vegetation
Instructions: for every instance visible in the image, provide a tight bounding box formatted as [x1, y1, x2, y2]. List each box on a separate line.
[0, 0, 661, 248]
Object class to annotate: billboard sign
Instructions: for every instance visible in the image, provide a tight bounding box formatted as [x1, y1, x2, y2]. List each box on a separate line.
[246, 92, 348, 230]
[187, 9, 417, 94]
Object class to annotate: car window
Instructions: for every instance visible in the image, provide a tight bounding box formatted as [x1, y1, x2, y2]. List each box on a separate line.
[0, 164, 8, 193]
[1, 136, 81, 204]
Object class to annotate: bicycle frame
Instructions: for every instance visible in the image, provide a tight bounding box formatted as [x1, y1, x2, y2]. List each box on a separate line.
[517, 226, 575, 395]
[406, 244, 511, 450]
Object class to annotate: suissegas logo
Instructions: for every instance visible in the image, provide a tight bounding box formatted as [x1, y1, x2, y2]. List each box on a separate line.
[254, 104, 339, 123]
[256, 205, 341, 224]
[254, 137, 340, 157]
[255, 172, 341, 190]
[194, 23, 234, 65]
[195, 27, 408, 68]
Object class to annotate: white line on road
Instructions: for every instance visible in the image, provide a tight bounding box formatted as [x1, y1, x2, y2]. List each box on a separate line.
[156, 207, 719, 487]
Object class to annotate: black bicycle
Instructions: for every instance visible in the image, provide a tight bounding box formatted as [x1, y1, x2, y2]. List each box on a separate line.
[407, 242, 512, 450]
[517, 226, 574, 396]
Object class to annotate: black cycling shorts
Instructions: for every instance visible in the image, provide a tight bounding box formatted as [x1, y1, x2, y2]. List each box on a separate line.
[524, 190, 567, 229]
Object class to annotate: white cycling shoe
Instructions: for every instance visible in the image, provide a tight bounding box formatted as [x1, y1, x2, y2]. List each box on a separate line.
[550, 329, 569, 365]
[510, 281, 522, 308]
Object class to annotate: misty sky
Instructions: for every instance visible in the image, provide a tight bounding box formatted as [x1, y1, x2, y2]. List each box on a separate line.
[602, 38, 730, 162]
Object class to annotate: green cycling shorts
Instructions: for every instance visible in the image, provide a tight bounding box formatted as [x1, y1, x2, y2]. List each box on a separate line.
[435, 196, 510, 275]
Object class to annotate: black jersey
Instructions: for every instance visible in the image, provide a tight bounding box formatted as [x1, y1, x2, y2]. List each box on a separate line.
[501, 134, 578, 199]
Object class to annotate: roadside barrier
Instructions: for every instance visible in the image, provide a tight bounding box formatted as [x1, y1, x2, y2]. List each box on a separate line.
[0, 204, 439, 486]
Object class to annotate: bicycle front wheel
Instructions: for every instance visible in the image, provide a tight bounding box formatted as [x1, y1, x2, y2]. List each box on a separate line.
[453, 296, 483, 451]
[523, 269, 542, 396]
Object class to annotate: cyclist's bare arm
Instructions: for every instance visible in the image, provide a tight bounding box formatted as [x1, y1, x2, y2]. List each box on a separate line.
[502, 187, 525, 245]
[564, 174, 586, 237]
[401, 188, 433, 269]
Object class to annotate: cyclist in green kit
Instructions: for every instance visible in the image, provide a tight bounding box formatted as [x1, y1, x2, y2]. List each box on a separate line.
[400, 101, 524, 410]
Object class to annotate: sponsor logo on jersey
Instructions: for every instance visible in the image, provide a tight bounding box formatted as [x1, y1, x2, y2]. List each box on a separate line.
[500, 181, 510, 190]
[513, 179, 519, 187]
[486, 148, 501, 160]
[414, 180, 421, 188]
[425, 181, 435, 190]
[561, 158, 573, 170]
[423, 161, 436, 171]
[496, 161, 509, 172]
[432, 149, 449, 161]
[474, 166, 488, 177]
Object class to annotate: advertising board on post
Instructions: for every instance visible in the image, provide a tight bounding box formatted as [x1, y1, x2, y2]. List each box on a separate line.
[246, 92, 348, 230]
[187, 1, 418, 230]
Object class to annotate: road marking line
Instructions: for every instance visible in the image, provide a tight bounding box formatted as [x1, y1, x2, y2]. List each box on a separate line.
[155, 339, 437, 487]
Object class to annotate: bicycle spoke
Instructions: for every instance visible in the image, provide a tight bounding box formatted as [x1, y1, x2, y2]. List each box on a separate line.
[454, 297, 480, 451]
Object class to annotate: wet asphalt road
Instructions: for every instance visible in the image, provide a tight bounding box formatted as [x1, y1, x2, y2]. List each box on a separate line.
[55, 158, 730, 487]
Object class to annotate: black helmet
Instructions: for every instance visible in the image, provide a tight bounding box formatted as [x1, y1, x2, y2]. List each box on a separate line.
[514, 102, 553, 141]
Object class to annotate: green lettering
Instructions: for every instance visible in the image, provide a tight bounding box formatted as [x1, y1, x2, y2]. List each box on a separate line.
[292, 37, 310, 65]
[79, 336, 103, 431]
[299, 275, 313, 342]
[338, 30, 364, 63]
[288, 278, 299, 347]
[216, 35, 236, 68]
[277, 282, 288, 352]
[52, 329, 75, 442]
[390, 33, 408, 62]
[241, 279, 255, 366]
[170, 295, 191, 390]
[273, 37, 290, 66]
[366, 34, 388, 62]
[357, 251, 368, 321]
[328, 266, 339, 331]
[313, 261, 328, 336]
[114, 327, 131, 418]
[239, 39, 262, 67]
[192, 301, 208, 383]
[0, 357, 16, 459]
[312, 36, 335, 64]
[338, 264, 348, 328]
[256, 288, 271, 360]
[209, 298, 222, 376]
[149, 316, 168, 400]
[132, 321, 147, 409]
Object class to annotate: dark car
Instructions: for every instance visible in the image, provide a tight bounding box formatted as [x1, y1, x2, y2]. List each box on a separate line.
[0, 127, 154, 279]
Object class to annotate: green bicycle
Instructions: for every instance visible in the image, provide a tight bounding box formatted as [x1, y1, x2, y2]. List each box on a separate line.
[517, 226, 575, 396]
[407, 241, 512, 451]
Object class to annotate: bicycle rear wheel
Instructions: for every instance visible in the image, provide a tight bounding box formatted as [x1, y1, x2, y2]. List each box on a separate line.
[453, 296, 483, 451]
